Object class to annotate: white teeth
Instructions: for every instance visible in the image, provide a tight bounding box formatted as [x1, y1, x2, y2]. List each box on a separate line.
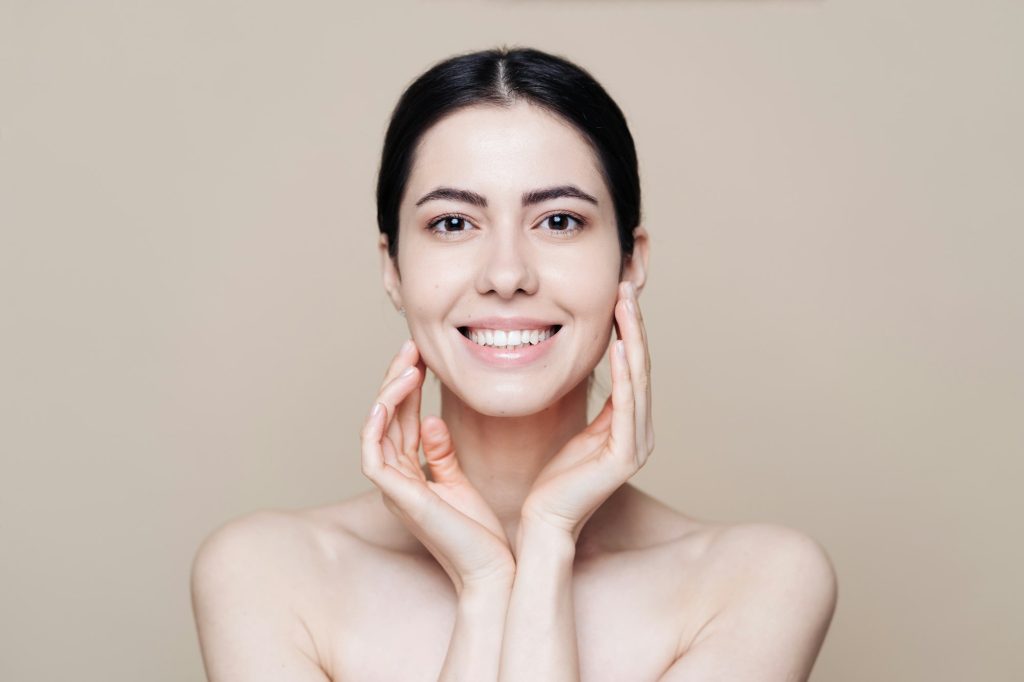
[467, 326, 556, 349]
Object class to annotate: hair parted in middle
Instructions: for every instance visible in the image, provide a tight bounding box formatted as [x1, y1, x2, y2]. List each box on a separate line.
[376, 45, 642, 271]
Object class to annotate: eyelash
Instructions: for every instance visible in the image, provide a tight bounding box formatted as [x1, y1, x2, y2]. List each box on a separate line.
[426, 212, 588, 240]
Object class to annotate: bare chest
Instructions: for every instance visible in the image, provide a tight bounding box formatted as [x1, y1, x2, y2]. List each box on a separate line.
[317, 547, 711, 682]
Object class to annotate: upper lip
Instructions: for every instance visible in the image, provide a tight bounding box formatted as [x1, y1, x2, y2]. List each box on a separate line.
[456, 316, 562, 331]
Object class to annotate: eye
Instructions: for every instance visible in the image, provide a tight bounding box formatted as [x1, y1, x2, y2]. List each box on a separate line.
[427, 213, 476, 240]
[538, 212, 587, 236]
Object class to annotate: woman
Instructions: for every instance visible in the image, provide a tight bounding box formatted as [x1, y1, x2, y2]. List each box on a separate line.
[191, 47, 838, 681]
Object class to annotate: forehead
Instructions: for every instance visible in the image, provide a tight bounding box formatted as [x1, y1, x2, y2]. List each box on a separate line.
[406, 101, 607, 203]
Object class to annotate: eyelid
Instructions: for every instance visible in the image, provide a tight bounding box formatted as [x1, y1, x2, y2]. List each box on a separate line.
[425, 209, 588, 238]
[427, 212, 477, 231]
[537, 210, 587, 235]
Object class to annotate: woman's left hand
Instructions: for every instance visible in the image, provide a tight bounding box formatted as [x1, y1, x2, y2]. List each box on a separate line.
[521, 280, 654, 543]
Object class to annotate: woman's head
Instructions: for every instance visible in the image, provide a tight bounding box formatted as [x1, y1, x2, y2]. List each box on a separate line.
[376, 46, 648, 416]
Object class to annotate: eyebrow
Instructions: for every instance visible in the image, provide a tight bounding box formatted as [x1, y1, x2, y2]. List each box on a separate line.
[414, 184, 599, 208]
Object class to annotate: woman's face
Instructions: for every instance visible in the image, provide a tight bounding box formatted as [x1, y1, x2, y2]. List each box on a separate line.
[381, 101, 645, 417]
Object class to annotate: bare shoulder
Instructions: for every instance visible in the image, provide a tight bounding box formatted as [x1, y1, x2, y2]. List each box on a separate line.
[190, 492, 390, 588]
[193, 507, 326, 568]
[616, 489, 838, 671]
[190, 504, 355, 591]
[623, 486, 838, 594]
[189, 503, 372, 681]
[658, 520, 839, 681]
[702, 521, 839, 610]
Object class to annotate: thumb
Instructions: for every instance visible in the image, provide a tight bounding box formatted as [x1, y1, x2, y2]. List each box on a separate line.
[420, 416, 465, 486]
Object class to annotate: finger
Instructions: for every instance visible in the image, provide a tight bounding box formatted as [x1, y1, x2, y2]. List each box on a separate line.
[385, 369, 424, 478]
[620, 283, 651, 460]
[397, 350, 427, 475]
[632, 286, 652, 402]
[420, 416, 466, 486]
[607, 337, 635, 468]
[634, 291, 654, 457]
[628, 284, 654, 457]
[370, 364, 422, 477]
[632, 285, 651, 373]
[361, 401, 433, 511]
[378, 401, 417, 475]
[362, 399, 401, 473]
[382, 339, 417, 383]
[361, 402, 387, 476]
[381, 420, 403, 469]
[383, 340, 417, 458]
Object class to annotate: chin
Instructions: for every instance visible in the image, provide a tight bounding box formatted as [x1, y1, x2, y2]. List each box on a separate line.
[446, 375, 581, 418]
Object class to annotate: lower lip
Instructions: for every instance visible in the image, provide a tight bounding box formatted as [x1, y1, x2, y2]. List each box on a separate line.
[456, 327, 561, 367]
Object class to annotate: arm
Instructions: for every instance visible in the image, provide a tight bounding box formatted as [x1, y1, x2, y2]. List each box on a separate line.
[497, 518, 581, 682]
[659, 524, 839, 682]
[190, 512, 331, 682]
[438, 578, 514, 681]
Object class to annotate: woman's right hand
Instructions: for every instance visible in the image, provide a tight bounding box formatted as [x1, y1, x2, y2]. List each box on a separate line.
[361, 339, 516, 594]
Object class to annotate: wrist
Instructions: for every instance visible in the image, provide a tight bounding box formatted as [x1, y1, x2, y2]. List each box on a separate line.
[515, 515, 577, 560]
[458, 559, 516, 596]
[458, 574, 514, 606]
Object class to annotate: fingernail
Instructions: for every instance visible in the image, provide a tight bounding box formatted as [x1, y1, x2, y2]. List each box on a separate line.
[401, 339, 414, 353]
[616, 340, 626, 357]
[401, 366, 416, 378]
[625, 281, 636, 298]
[371, 402, 384, 417]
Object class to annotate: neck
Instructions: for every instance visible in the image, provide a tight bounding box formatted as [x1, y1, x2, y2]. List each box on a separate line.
[438, 378, 590, 545]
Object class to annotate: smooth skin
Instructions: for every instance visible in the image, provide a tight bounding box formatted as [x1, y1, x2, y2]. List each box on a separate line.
[191, 101, 838, 681]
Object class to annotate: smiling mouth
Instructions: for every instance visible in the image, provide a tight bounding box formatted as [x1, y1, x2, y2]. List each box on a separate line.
[458, 325, 562, 350]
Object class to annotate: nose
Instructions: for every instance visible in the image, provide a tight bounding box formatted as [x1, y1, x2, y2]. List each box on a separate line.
[475, 225, 538, 298]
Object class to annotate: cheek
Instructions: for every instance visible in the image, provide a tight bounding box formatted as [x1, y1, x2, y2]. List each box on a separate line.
[580, 291, 618, 333]
[396, 261, 462, 362]
[542, 260, 619, 320]
[398, 249, 462, 310]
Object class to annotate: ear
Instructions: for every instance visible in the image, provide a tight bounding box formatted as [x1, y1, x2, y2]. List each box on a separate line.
[621, 226, 650, 295]
[378, 233, 403, 312]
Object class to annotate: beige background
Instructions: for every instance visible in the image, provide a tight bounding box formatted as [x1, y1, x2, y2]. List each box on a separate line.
[2, 0, 1021, 680]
